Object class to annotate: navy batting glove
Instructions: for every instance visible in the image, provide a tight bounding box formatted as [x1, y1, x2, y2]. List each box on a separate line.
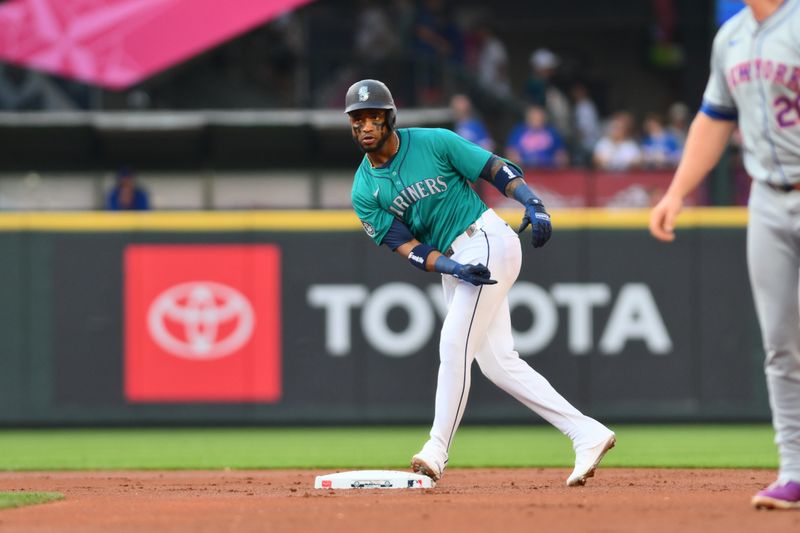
[517, 200, 552, 248]
[453, 263, 497, 286]
[434, 256, 497, 286]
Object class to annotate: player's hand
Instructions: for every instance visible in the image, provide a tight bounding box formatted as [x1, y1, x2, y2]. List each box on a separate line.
[452, 263, 497, 286]
[517, 201, 552, 248]
[649, 194, 683, 242]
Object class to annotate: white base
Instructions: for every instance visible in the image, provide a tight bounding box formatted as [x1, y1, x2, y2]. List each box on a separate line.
[314, 470, 435, 490]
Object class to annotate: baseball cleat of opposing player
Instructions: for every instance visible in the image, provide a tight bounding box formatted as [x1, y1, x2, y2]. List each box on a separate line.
[566, 433, 616, 487]
[411, 454, 443, 482]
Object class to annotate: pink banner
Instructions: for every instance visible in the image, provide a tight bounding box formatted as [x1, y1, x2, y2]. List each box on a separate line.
[0, 0, 314, 89]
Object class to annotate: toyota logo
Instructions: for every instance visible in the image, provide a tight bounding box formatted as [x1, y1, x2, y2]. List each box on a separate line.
[147, 281, 255, 360]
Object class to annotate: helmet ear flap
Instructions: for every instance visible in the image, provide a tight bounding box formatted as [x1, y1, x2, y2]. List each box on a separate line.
[387, 109, 396, 130]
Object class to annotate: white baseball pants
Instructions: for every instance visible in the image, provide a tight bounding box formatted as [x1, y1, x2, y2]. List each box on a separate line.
[419, 209, 611, 469]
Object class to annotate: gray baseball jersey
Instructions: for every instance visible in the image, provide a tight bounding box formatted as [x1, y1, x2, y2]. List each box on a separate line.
[702, 0, 800, 186]
[703, 0, 800, 487]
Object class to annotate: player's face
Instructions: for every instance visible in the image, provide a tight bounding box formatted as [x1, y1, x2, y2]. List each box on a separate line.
[349, 109, 391, 153]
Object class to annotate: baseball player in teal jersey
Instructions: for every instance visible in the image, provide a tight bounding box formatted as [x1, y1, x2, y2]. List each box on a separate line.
[346, 79, 615, 486]
[650, 0, 800, 510]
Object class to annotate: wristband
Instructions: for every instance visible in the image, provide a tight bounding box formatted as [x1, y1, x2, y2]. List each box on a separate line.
[408, 243, 435, 271]
[479, 156, 527, 197]
[492, 162, 523, 195]
[513, 182, 544, 208]
[433, 255, 459, 275]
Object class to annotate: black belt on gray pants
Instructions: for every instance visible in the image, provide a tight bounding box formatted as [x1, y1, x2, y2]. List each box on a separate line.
[765, 181, 800, 193]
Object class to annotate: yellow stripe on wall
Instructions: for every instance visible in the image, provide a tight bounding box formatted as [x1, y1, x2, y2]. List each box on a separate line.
[511, 207, 749, 229]
[0, 211, 362, 232]
[0, 208, 747, 232]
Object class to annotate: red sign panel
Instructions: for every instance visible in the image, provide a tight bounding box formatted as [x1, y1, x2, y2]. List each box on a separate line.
[124, 244, 281, 403]
[592, 171, 703, 208]
[479, 169, 591, 209]
[479, 169, 704, 208]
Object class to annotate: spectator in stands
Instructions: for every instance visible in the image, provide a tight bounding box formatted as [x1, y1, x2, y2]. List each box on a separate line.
[451, 93, 495, 151]
[471, 23, 511, 99]
[505, 104, 568, 169]
[352, 0, 400, 88]
[0, 65, 39, 110]
[414, 0, 463, 62]
[640, 112, 681, 169]
[392, 0, 417, 50]
[524, 48, 572, 141]
[355, 0, 399, 62]
[570, 82, 601, 166]
[593, 111, 642, 172]
[106, 168, 151, 211]
[0, 64, 79, 110]
[260, 14, 305, 107]
[666, 101, 690, 149]
[414, 0, 463, 104]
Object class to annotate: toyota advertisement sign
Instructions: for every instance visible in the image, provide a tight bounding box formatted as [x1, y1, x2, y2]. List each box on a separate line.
[124, 245, 282, 403]
[14, 224, 764, 424]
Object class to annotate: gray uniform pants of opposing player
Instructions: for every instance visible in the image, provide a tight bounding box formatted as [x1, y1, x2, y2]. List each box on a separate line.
[748, 181, 800, 483]
[418, 209, 612, 472]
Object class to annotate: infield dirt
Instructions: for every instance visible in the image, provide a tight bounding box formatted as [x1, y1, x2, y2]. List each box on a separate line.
[0, 468, 798, 532]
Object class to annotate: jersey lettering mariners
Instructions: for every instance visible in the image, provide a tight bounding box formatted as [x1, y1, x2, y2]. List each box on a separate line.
[352, 128, 491, 252]
[702, 0, 800, 184]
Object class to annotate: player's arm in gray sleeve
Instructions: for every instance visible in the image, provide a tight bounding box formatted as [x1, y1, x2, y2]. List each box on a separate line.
[478, 155, 552, 248]
[649, 28, 737, 242]
[698, 21, 738, 121]
[383, 219, 495, 286]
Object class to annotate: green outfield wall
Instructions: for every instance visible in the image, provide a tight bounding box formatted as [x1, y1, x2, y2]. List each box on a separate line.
[0, 208, 767, 425]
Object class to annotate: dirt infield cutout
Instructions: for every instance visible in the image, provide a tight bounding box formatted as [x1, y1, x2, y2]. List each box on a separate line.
[0, 469, 798, 532]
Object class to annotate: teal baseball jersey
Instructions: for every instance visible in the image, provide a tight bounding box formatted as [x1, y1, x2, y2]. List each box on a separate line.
[351, 127, 492, 252]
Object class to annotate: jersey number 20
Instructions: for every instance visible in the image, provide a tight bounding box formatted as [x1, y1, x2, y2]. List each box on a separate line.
[775, 95, 800, 128]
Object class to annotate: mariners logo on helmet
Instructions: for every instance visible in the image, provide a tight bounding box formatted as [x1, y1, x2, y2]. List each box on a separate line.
[345, 79, 397, 128]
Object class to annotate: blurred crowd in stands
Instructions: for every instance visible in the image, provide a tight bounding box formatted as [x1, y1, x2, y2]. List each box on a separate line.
[0, 0, 741, 180]
[451, 47, 690, 172]
[346, 0, 705, 172]
[0, 0, 701, 173]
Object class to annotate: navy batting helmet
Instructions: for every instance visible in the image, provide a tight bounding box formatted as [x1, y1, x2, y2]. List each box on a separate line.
[344, 79, 396, 129]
